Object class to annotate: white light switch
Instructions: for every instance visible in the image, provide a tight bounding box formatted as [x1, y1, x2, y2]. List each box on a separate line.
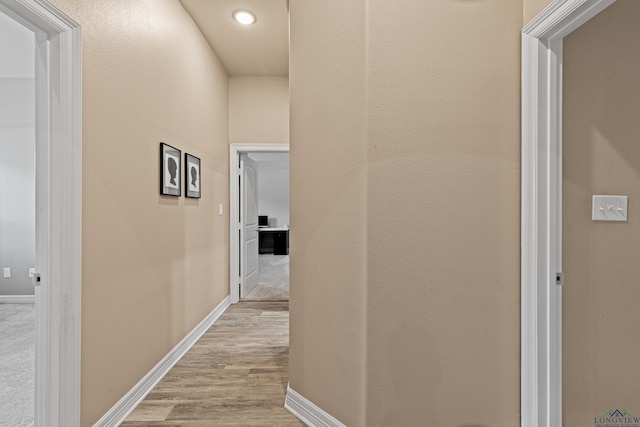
[593, 195, 628, 221]
[219, 203, 224, 216]
[3, 267, 11, 278]
[29, 268, 36, 278]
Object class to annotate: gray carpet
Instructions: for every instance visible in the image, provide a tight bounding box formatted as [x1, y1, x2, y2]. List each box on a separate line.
[0, 303, 34, 427]
[244, 254, 289, 301]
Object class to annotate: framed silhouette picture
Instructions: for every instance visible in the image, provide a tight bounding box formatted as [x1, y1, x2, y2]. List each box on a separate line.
[160, 143, 181, 196]
[185, 153, 201, 198]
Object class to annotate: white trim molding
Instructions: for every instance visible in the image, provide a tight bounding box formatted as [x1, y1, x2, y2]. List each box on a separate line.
[94, 296, 231, 427]
[0, 295, 36, 304]
[0, 1, 82, 426]
[285, 386, 346, 427]
[229, 143, 289, 304]
[521, 1, 614, 426]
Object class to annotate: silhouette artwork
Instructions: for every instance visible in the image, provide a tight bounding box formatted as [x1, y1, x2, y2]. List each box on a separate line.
[190, 166, 198, 191]
[160, 143, 181, 196]
[185, 153, 201, 198]
[168, 158, 178, 186]
[164, 154, 179, 189]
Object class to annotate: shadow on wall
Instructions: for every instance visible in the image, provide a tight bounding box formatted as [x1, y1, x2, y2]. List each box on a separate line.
[563, 0, 640, 179]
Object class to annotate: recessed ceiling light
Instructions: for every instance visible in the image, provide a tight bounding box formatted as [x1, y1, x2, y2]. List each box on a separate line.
[233, 10, 256, 25]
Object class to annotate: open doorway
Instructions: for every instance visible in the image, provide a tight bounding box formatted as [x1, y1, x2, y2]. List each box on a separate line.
[0, 11, 36, 425]
[562, 2, 640, 425]
[243, 152, 289, 301]
[229, 144, 289, 304]
[0, 0, 81, 424]
[521, 0, 617, 424]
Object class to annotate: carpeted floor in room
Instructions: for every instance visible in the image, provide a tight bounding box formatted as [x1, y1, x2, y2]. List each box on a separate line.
[0, 303, 34, 427]
[244, 254, 289, 301]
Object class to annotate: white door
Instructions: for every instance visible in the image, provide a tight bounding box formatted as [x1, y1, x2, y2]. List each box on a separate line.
[240, 154, 259, 297]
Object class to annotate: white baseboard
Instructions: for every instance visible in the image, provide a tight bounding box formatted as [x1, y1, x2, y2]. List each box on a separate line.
[0, 295, 35, 304]
[93, 295, 231, 427]
[285, 386, 346, 427]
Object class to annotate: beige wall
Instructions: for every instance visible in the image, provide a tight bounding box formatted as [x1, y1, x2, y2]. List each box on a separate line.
[229, 76, 289, 143]
[365, 0, 521, 424]
[524, 0, 554, 24]
[290, 0, 521, 425]
[563, 1, 640, 424]
[47, 0, 229, 424]
[289, 0, 368, 425]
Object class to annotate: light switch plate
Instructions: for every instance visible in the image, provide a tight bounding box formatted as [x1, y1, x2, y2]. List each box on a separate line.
[592, 195, 628, 221]
[3, 267, 10, 278]
[29, 268, 36, 278]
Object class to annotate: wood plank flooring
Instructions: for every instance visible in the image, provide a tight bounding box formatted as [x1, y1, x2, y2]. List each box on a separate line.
[120, 302, 305, 426]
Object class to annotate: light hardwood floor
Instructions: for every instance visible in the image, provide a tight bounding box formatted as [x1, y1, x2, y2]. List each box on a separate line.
[121, 302, 305, 426]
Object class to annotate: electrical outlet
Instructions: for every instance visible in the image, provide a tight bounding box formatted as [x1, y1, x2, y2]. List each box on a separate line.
[3, 267, 11, 278]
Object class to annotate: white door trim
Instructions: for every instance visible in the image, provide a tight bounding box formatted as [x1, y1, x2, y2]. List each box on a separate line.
[0, 1, 82, 425]
[229, 143, 289, 304]
[521, 1, 614, 426]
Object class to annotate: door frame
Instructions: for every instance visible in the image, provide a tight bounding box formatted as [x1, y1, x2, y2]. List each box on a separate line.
[521, 0, 614, 426]
[229, 143, 289, 304]
[0, 0, 82, 425]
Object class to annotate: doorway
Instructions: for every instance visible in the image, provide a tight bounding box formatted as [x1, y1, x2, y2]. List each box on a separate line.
[562, 2, 640, 424]
[521, 0, 617, 425]
[229, 144, 289, 304]
[242, 152, 290, 301]
[0, 10, 36, 426]
[0, 0, 81, 425]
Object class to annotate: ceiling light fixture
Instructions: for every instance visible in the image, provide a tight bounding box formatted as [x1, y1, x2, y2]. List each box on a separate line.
[232, 10, 256, 25]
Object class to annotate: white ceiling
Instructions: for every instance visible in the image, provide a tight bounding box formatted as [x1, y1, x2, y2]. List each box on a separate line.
[180, 0, 289, 77]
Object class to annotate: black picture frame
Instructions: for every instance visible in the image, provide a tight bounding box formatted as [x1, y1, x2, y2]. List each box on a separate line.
[185, 153, 201, 199]
[160, 143, 181, 196]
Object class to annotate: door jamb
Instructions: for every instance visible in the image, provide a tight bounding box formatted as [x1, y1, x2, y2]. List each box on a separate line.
[229, 143, 289, 304]
[521, 1, 614, 426]
[0, 1, 82, 425]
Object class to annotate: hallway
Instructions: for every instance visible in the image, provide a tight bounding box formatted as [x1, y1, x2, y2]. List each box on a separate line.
[121, 302, 303, 426]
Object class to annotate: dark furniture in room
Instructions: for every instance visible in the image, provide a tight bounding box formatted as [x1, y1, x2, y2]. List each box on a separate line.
[258, 228, 289, 255]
